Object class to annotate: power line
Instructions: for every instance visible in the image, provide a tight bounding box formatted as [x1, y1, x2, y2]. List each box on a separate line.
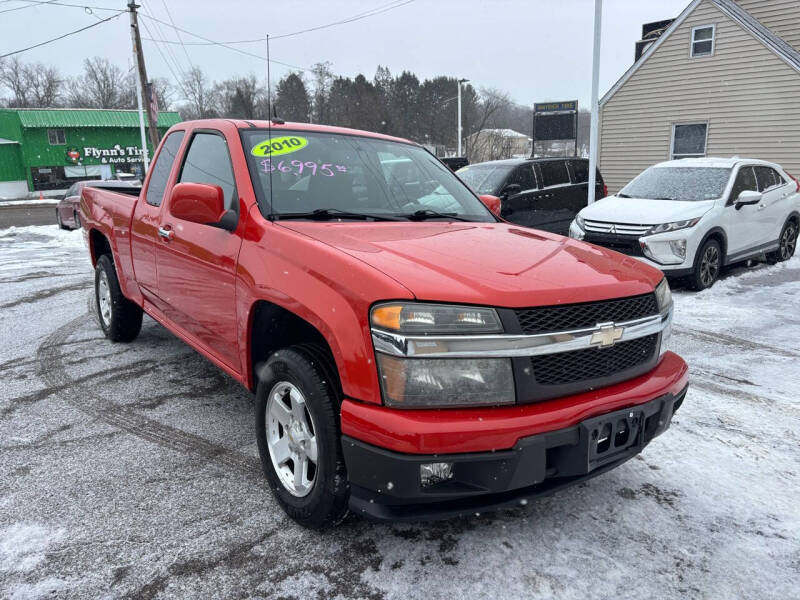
[138, 14, 190, 98]
[0, 11, 122, 58]
[139, 0, 414, 46]
[0, 0, 122, 13]
[140, 4, 190, 84]
[138, 13, 312, 72]
[159, 0, 193, 70]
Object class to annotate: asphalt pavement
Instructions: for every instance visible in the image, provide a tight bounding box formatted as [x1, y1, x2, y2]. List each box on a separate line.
[0, 204, 57, 228]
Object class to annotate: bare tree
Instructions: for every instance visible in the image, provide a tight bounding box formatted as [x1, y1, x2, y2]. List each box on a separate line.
[214, 75, 264, 119]
[179, 66, 217, 119]
[0, 57, 63, 107]
[68, 57, 135, 109]
[310, 61, 333, 124]
[150, 77, 174, 112]
[464, 88, 513, 162]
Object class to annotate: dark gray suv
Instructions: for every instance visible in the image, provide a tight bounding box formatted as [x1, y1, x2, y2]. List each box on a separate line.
[457, 158, 606, 235]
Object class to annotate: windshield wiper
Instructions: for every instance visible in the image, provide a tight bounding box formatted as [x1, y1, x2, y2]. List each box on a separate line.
[617, 193, 632, 198]
[272, 208, 402, 221]
[402, 208, 473, 222]
[647, 196, 677, 201]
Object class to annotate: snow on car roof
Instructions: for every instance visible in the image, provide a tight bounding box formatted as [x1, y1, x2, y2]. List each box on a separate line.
[654, 157, 778, 169]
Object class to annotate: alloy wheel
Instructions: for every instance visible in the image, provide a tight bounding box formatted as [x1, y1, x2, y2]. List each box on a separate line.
[700, 245, 720, 287]
[97, 270, 112, 327]
[780, 224, 797, 261]
[265, 381, 318, 497]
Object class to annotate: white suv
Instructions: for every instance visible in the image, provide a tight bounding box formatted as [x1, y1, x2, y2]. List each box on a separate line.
[569, 158, 800, 290]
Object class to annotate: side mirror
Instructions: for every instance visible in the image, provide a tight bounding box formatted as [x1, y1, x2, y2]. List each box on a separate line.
[501, 183, 521, 199]
[479, 194, 502, 217]
[734, 189, 762, 210]
[169, 182, 236, 231]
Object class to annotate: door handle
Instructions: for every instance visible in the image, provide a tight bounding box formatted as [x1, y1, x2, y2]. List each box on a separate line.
[158, 226, 174, 241]
[757, 204, 766, 211]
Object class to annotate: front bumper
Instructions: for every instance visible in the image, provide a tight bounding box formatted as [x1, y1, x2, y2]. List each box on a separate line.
[345, 385, 687, 522]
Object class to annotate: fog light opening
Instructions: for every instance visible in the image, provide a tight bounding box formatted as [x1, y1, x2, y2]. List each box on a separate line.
[420, 462, 454, 488]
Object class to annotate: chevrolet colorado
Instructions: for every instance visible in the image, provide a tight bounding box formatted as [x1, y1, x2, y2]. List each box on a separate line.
[80, 119, 688, 528]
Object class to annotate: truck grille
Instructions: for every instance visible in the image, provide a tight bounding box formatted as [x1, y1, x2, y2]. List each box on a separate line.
[530, 334, 659, 386]
[514, 293, 658, 335]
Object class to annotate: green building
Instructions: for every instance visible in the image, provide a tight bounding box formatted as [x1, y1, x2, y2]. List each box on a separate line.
[0, 108, 182, 197]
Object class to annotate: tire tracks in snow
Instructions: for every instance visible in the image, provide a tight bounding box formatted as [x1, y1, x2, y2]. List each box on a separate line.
[36, 312, 262, 479]
[673, 326, 800, 359]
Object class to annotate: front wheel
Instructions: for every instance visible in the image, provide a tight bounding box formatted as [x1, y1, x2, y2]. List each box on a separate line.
[56, 210, 67, 230]
[255, 346, 348, 529]
[95, 254, 143, 342]
[767, 220, 798, 264]
[688, 238, 722, 290]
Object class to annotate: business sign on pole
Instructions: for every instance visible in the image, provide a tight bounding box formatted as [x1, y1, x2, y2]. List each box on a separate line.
[532, 100, 579, 154]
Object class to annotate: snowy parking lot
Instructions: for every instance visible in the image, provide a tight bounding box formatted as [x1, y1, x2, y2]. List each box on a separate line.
[1, 225, 798, 600]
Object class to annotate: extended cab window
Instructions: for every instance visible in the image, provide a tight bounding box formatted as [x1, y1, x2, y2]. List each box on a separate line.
[146, 130, 184, 206]
[241, 130, 493, 221]
[179, 132, 236, 210]
[729, 166, 757, 204]
[539, 161, 570, 187]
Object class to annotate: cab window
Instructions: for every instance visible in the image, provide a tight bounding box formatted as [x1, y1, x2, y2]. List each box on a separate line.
[179, 132, 237, 211]
[145, 130, 185, 206]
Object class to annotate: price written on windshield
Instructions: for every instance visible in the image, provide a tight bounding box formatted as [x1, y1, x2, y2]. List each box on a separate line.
[260, 159, 348, 177]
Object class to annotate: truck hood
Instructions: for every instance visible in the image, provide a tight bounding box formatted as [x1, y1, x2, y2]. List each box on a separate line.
[278, 221, 663, 307]
[579, 196, 715, 224]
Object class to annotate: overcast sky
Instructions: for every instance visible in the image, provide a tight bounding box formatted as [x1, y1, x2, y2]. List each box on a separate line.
[2, 0, 689, 106]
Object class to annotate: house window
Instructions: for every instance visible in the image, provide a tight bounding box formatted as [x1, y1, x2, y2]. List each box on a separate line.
[691, 25, 715, 57]
[47, 129, 65, 145]
[671, 123, 707, 159]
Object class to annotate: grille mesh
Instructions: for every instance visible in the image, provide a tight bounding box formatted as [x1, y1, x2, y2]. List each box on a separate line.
[531, 334, 658, 386]
[515, 293, 658, 335]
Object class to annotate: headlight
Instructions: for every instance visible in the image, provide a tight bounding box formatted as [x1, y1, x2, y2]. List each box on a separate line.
[569, 215, 586, 240]
[575, 214, 585, 230]
[645, 217, 701, 236]
[371, 302, 503, 334]
[376, 354, 515, 408]
[655, 278, 672, 312]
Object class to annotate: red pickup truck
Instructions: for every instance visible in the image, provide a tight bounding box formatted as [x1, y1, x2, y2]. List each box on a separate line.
[80, 119, 688, 528]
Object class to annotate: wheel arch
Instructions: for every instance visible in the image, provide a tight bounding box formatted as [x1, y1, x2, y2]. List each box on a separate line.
[88, 228, 112, 267]
[246, 300, 341, 395]
[700, 226, 728, 264]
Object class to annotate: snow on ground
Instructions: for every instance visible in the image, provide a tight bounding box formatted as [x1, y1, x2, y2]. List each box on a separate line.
[0, 225, 798, 599]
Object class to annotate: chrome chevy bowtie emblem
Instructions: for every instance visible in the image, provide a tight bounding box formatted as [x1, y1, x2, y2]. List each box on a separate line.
[590, 323, 624, 348]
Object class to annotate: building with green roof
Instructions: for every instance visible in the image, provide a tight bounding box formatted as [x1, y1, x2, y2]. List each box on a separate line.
[0, 108, 182, 197]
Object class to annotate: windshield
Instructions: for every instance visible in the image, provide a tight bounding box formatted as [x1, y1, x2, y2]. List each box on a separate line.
[619, 166, 731, 201]
[456, 164, 513, 195]
[241, 129, 494, 221]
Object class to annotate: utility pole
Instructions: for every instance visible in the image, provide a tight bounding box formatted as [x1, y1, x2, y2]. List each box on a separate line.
[457, 78, 469, 157]
[128, 0, 159, 171]
[587, 0, 603, 203]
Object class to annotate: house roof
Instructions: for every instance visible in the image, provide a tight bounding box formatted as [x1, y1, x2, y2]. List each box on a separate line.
[601, 0, 800, 106]
[0, 108, 182, 129]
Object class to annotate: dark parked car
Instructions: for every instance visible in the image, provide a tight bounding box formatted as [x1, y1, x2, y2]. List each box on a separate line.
[457, 158, 607, 235]
[441, 156, 468, 171]
[56, 180, 137, 230]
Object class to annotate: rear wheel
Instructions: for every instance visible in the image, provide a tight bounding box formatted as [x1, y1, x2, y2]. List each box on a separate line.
[767, 220, 798, 264]
[56, 210, 67, 230]
[689, 238, 721, 290]
[94, 254, 143, 342]
[255, 346, 348, 529]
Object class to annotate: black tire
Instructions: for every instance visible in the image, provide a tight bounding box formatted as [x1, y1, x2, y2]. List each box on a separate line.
[94, 254, 143, 342]
[73, 209, 81, 230]
[56, 210, 67, 230]
[688, 238, 722, 290]
[766, 219, 798, 264]
[255, 346, 348, 529]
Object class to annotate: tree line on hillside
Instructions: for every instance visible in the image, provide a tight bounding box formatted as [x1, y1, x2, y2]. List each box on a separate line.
[0, 56, 589, 159]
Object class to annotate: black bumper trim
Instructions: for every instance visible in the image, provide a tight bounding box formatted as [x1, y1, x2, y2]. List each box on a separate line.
[344, 385, 688, 522]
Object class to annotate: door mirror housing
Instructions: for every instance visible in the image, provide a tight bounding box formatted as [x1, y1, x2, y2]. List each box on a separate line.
[501, 183, 521, 199]
[734, 189, 762, 210]
[479, 194, 502, 217]
[169, 182, 236, 231]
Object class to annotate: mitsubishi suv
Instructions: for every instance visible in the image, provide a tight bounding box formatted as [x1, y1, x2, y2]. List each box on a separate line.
[569, 158, 800, 290]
